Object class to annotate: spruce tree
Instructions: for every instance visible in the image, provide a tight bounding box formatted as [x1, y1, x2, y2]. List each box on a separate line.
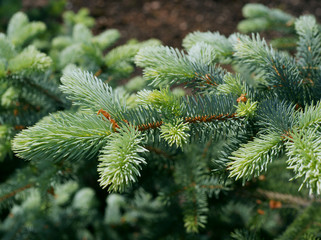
[2, 3, 321, 239]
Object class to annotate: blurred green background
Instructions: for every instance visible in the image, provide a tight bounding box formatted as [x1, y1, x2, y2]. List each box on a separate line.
[2, 0, 321, 47]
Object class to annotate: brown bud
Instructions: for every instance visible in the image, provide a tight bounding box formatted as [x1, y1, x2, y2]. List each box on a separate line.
[237, 93, 247, 103]
[257, 209, 265, 215]
[269, 200, 282, 209]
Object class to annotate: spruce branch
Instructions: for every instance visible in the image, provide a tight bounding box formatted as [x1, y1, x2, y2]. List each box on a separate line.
[15, 74, 65, 106]
[12, 112, 112, 162]
[183, 31, 233, 60]
[173, 154, 213, 233]
[0, 33, 16, 60]
[136, 88, 181, 117]
[135, 43, 221, 88]
[60, 69, 126, 120]
[217, 73, 246, 96]
[135, 45, 196, 86]
[0, 107, 49, 127]
[228, 132, 284, 181]
[285, 127, 321, 194]
[145, 145, 175, 160]
[92, 29, 120, 50]
[122, 106, 163, 130]
[297, 101, 321, 129]
[1, 86, 19, 107]
[0, 160, 71, 210]
[53, 24, 122, 72]
[51, 36, 73, 50]
[105, 39, 161, 67]
[276, 203, 321, 240]
[231, 229, 261, 240]
[0, 59, 6, 77]
[104, 39, 161, 80]
[63, 8, 95, 29]
[0, 166, 37, 210]
[120, 92, 240, 137]
[256, 188, 319, 207]
[58, 40, 105, 69]
[256, 99, 297, 134]
[235, 98, 258, 118]
[181, 94, 238, 124]
[0, 184, 33, 203]
[137, 120, 164, 131]
[97, 126, 148, 192]
[295, 16, 321, 103]
[7, 12, 46, 47]
[72, 23, 93, 43]
[234, 34, 303, 103]
[182, 189, 208, 233]
[7, 46, 52, 74]
[200, 175, 226, 198]
[238, 3, 294, 33]
[295, 15, 321, 73]
[58, 43, 87, 68]
[160, 120, 190, 148]
[8, 6, 321, 236]
[214, 133, 251, 166]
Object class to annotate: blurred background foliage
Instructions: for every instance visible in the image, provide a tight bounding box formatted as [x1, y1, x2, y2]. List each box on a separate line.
[1, 0, 321, 47]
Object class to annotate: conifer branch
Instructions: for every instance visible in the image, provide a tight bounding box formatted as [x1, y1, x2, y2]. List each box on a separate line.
[7, 12, 46, 47]
[256, 99, 297, 134]
[285, 127, 321, 194]
[228, 132, 284, 181]
[145, 146, 175, 160]
[234, 34, 304, 103]
[98, 109, 239, 132]
[92, 29, 120, 50]
[173, 155, 214, 233]
[98, 126, 148, 192]
[12, 112, 112, 162]
[256, 188, 319, 207]
[60, 69, 127, 120]
[7, 46, 52, 74]
[184, 113, 237, 123]
[276, 203, 321, 240]
[295, 16, 321, 74]
[297, 101, 321, 129]
[137, 121, 164, 131]
[135, 43, 223, 89]
[7, 6, 321, 236]
[183, 31, 233, 61]
[21, 76, 64, 105]
[0, 33, 16, 60]
[0, 183, 33, 202]
[237, 3, 294, 33]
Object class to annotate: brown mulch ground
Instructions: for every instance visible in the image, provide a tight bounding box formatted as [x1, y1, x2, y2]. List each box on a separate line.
[67, 0, 321, 48]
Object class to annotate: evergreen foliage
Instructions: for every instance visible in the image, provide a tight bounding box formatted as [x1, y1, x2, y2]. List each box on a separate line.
[237, 3, 299, 50]
[50, 13, 160, 82]
[0, 11, 61, 163]
[2, 3, 321, 239]
[237, 3, 294, 34]
[0, 8, 166, 239]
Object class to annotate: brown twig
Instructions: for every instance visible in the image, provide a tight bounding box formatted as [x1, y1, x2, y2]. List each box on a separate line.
[256, 188, 321, 207]
[97, 109, 239, 132]
[0, 184, 33, 202]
